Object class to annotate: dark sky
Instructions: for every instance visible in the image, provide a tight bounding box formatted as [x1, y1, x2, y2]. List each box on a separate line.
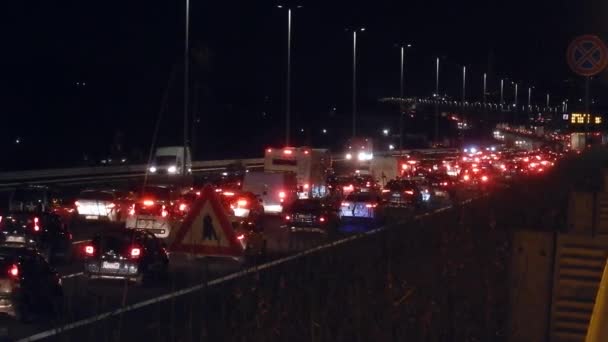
[1, 0, 607, 169]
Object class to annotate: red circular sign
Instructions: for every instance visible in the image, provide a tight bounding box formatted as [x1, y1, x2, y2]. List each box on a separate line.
[567, 35, 608, 76]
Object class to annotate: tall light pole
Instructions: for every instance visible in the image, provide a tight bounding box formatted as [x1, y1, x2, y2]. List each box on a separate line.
[546, 93, 550, 109]
[461, 66, 466, 105]
[514, 82, 518, 107]
[349, 27, 365, 138]
[500, 79, 504, 109]
[278, 4, 302, 146]
[399, 44, 412, 152]
[183, 0, 190, 177]
[527, 86, 532, 111]
[435, 57, 440, 142]
[483, 73, 487, 105]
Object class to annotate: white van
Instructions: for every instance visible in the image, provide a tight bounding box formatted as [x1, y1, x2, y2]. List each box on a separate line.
[241, 171, 297, 214]
[148, 146, 192, 175]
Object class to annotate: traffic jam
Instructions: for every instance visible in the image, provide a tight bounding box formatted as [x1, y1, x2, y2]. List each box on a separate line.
[0, 137, 567, 323]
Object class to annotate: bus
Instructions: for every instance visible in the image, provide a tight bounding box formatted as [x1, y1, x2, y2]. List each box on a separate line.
[264, 147, 332, 199]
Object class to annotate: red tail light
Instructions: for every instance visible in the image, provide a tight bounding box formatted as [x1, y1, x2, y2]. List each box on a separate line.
[33, 217, 41, 232]
[382, 189, 390, 193]
[85, 245, 95, 256]
[481, 175, 489, 182]
[161, 205, 168, 218]
[365, 203, 378, 208]
[284, 215, 291, 221]
[129, 204, 135, 216]
[341, 202, 350, 207]
[237, 199, 248, 207]
[179, 203, 187, 211]
[278, 191, 286, 199]
[130, 247, 141, 258]
[404, 190, 415, 195]
[143, 199, 155, 207]
[463, 175, 470, 181]
[8, 264, 19, 278]
[237, 234, 245, 240]
[319, 216, 326, 222]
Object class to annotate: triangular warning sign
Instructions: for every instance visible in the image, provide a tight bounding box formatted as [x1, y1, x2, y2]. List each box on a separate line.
[169, 185, 243, 257]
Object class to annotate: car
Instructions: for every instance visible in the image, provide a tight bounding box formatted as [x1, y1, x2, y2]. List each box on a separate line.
[381, 179, 423, 207]
[227, 191, 264, 221]
[83, 228, 169, 285]
[125, 185, 178, 238]
[0, 212, 73, 262]
[0, 246, 63, 322]
[425, 174, 456, 199]
[283, 199, 339, 234]
[9, 185, 75, 222]
[75, 189, 134, 222]
[339, 192, 385, 223]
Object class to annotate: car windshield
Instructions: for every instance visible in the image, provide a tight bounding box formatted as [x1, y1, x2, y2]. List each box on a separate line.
[154, 156, 177, 166]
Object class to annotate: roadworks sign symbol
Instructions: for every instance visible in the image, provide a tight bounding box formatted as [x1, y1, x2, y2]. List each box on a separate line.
[170, 185, 243, 257]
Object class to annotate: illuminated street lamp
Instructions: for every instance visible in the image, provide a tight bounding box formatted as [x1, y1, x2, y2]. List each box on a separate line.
[348, 27, 366, 138]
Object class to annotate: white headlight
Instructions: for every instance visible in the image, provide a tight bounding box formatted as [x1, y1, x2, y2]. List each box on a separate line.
[149, 166, 157, 173]
[168, 166, 177, 174]
[345, 153, 352, 160]
[357, 152, 366, 161]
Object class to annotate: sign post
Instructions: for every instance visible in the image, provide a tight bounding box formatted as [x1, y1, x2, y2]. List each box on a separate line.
[566, 35, 608, 137]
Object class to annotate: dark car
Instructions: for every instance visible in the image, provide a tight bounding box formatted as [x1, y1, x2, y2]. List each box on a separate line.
[0, 246, 63, 322]
[0, 212, 73, 263]
[283, 199, 339, 234]
[381, 179, 422, 207]
[426, 174, 456, 199]
[9, 185, 76, 223]
[83, 228, 169, 285]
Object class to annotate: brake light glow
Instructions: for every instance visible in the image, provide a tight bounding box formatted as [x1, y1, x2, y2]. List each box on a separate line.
[304, 150, 309, 155]
[129, 205, 135, 216]
[223, 191, 235, 197]
[267, 148, 272, 153]
[463, 175, 470, 181]
[179, 203, 187, 211]
[382, 189, 390, 193]
[303, 183, 309, 190]
[404, 190, 414, 195]
[237, 199, 248, 207]
[143, 199, 155, 207]
[343, 185, 354, 191]
[237, 234, 245, 240]
[8, 264, 18, 278]
[319, 217, 326, 222]
[285, 215, 291, 221]
[365, 203, 378, 208]
[33, 217, 40, 232]
[130, 247, 141, 258]
[481, 175, 489, 182]
[85, 245, 95, 255]
[161, 205, 168, 218]
[341, 202, 350, 207]
[283, 149, 293, 155]
[279, 191, 286, 199]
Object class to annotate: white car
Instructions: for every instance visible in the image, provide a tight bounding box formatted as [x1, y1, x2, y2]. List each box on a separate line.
[75, 190, 130, 222]
[125, 186, 176, 239]
[339, 192, 384, 222]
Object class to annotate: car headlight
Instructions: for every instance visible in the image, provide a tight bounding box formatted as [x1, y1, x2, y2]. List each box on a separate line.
[345, 153, 352, 160]
[149, 166, 157, 173]
[167, 166, 177, 174]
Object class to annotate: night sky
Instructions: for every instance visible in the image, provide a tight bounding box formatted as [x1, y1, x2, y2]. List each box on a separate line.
[2, 0, 607, 170]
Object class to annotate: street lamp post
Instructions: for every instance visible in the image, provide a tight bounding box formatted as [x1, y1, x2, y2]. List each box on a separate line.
[435, 57, 439, 142]
[182, 0, 190, 177]
[462, 66, 466, 105]
[278, 4, 302, 146]
[483, 73, 487, 105]
[349, 27, 365, 138]
[546, 93, 550, 110]
[500, 79, 504, 109]
[399, 44, 411, 152]
[527, 86, 532, 111]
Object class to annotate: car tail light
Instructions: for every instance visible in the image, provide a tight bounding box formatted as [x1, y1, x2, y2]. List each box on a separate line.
[237, 199, 248, 207]
[85, 245, 95, 256]
[161, 205, 168, 218]
[343, 185, 354, 191]
[8, 264, 19, 278]
[179, 203, 187, 211]
[341, 202, 350, 207]
[404, 190, 414, 195]
[143, 199, 155, 207]
[365, 203, 378, 208]
[130, 247, 141, 258]
[442, 182, 448, 186]
[129, 204, 135, 216]
[106, 203, 116, 209]
[33, 217, 41, 232]
[303, 183, 309, 190]
[481, 175, 489, 182]
[283, 149, 293, 155]
[278, 191, 286, 199]
[382, 189, 390, 193]
[196, 191, 201, 196]
[463, 175, 470, 181]
[319, 216, 326, 222]
[237, 234, 245, 240]
[223, 191, 235, 197]
[285, 215, 291, 221]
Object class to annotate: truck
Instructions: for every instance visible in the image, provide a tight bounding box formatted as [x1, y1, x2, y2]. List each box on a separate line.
[369, 156, 402, 186]
[148, 146, 192, 175]
[241, 171, 298, 214]
[264, 147, 332, 199]
[570, 133, 587, 152]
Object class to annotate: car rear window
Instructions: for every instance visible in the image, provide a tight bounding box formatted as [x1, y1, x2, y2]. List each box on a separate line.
[12, 188, 45, 202]
[79, 191, 115, 201]
[93, 233, 137, 252]
[291, 200, 323, 212]
[141, 187, 170, 200]
[346, 193, 376, 202]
